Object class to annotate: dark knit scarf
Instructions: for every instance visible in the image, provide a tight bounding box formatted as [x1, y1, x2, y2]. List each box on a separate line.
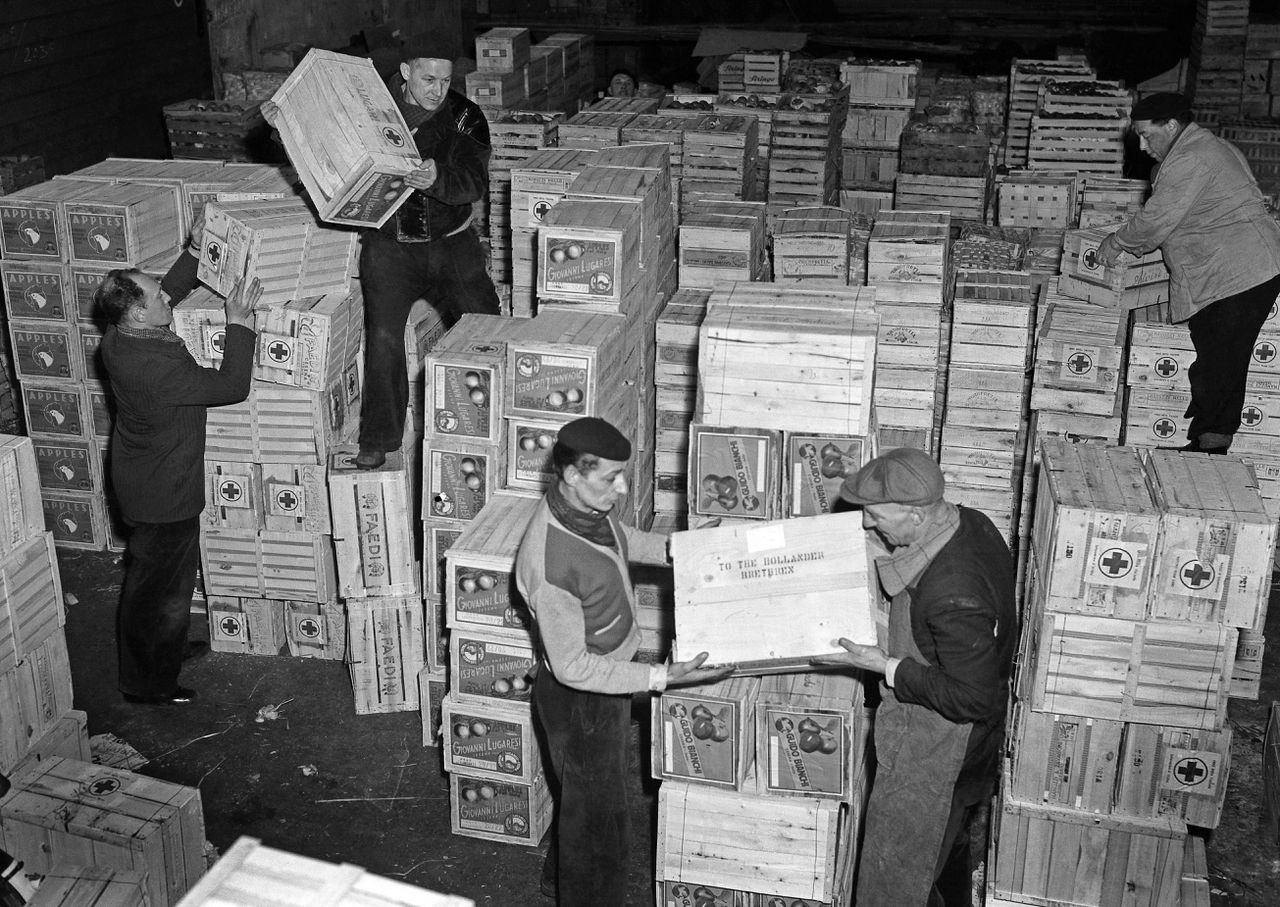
[547, 481, 618, 551]
[116, 324, 185, 344]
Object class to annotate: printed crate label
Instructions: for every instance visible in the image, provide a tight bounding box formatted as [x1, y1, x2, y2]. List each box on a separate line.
[661, 882, 747, 906]
[11, 327, 75, 380]
[659, 695, 740, 786]
[32, 442, 94, 492]
[23, 387, 85, 438]
[428, 449, 491, 521]
[452, 775, 540, 841]
[446, 709, 530, 777]
[690, 429, 776, 520]
[2, 267, 68, 321]
[452, 565, 528, 630]
[510, 351, 591, 416]
[0, 203, 59, 257]
[541, 235, 620, 298]
[508, 420, 560, 487]
[42, 496, 97, 545]
[334, 171, 412, 225]
[453, 633, 536, 703]
[431, 363, 496, 438]
[762, 707, 847, 796]
[427, 526, 463, 598]
[785, 434, 865, 517]
[66, 211, 129, 263]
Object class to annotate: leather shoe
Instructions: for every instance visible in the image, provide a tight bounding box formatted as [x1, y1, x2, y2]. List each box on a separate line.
[353, 447, 386, 470]
[183, 640, 210, 662]
[122, 686, 197, 705]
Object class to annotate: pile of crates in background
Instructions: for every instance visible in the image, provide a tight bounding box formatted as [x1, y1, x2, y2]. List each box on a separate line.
[1188, 0, 1250, 126]
[838, 59, 918, 216]
[464, 28, 596, 115]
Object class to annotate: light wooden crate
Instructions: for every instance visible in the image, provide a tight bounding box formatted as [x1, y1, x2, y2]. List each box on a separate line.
[0, 436, 44, 560]
[656, 776, 843, 901]
[444, 490, 539, 632]
[678, 202, 769, 288]
[8, 320, 80, 384]
[1115, 723, 1230, 829]
[510, 147, 597, 230]
[206, 382, 356, 465]
[449, 770, 552, 847]
[557, 110, 636, 150]
[536, 198, 644, 305]
[0, 179, 106, 261]
[1143, 450, 1276, 629]
[0, 633, 74, 775]
[651, 676, 761, 790]
[441, 693, 540, 783]
[270, 50, 419, 228]
[346, 594, 425, 715]
[328, 447, 418, 599]
[1007, 703, 1123, 814]
[753, 671, 867, 803]
[995, 171, 1077, 228]
[282, 598, 345, 661]
[24, 863, 148, 907]
[175, 836, 473, 906]
[1, 260, 72, 323]
[1, 756, 204, 907]
[503, 308, 630, 420]
[671, 512, 875, 671]
[1230, 627, 1264, 700]
[62, 182, 183, 267]
[839, 60, 919, 106]
[207, 596, 286, 655]
[894, 172, 988, 221]
[866, 209, 949, 284]
[772, 206, 851, 283]
[199, 529, 337, 603]
[476, 26, 531, 73]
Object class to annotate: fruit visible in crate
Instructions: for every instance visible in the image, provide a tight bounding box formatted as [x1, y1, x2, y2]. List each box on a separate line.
[715, 476, 739, 497]
[546, 390, 566, 409]
[549, 245, 568, 264]
[464, 472, 483, 491]
[519, 433, 538, 451]
[565, 241, 584, 260]
[818, 731, 839, 755]
[492, 677, 512, 695]
[469, 719, 491, 737]
[509, 675, 529, 692]
[820, 456, 845, 478]
[453, 722, 472, 739]
[459, 457, 478, 474]
[461, 785, 480, 802]
[564, 386, 583, 405]
[536, 432, 554, 449]
[459, 575, 479, 594]
[468, 387, 488, 406]
[798, 442, 818, 458]
[464, 370, 483, 388]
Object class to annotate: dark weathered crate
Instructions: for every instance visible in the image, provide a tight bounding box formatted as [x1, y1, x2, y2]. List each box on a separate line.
[0, 156, 45, 195]
[163, 99, 269, 162]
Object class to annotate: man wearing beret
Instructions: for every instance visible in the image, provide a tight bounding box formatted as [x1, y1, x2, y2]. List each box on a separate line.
[812, 447, 1015, 906]
[1097, 92, 1280, 454]
[515, 417, 731, 905]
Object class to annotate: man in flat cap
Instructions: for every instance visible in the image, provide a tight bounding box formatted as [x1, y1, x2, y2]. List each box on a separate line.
[1097, 92, 1280, 454]
[812, 447, 1015, 907]
[516, 417, 731, 905]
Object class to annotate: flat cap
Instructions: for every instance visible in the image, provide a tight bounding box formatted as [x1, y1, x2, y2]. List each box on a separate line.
[1130, 92, 1191, 122]
[557, 417, 631, 461]
[839, 446, 944, 507]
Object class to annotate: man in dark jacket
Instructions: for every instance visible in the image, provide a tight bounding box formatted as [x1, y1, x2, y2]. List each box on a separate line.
[353, 41, 501, 469]
[95, 241, 261, 704]
[812, 447, 1016, 907]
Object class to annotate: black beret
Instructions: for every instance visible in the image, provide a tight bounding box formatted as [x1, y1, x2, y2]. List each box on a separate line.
[558, 417, 632, 461]
[401, 33, 455, 63]
[1130, 92, 1191, 122]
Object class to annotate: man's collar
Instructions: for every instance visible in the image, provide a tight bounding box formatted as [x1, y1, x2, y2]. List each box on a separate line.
[875, 502, 960, 597]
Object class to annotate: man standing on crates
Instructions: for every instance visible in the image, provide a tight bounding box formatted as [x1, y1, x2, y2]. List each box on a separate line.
[1097, 91, 1280, 454]
[350, 37, 501, 469]
[94, 229, 262, 705]
[515, 417, 732, 905]
[812, 447, 1016, 907]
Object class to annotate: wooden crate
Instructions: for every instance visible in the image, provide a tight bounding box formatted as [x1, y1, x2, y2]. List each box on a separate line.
[448, 625, 536, 707]
[995, 171, 1077, 228]
[0, 532, 62, 676]
[841, 105, 911, 149]
[754, 671, 867, 802]
[894, 172, 988, 221]
[839, 59, 919, 106]
[206, 382, 356, 465]
[30, 438, 99, 496]
[476, 26, 531, 73]
[8, 320, 79, 384]
[899, 123, 991, 177]
[419, 666, 448, 746]
[866, 209, 949, 284]
[657, 881, 749, 906]
[557, 111, 636, 150]
[284, 599, 346, 660]
[202, 460, 261, 531]
[1008, 703, 1123, 813]
[0, 436, 44, 560]
[671, 512, 875, 671]
[346, 594, 425, 715]
[536, 199, 644, 305]
[651, 676, 762, 790]
[504, 415, 565, 491]
[990, 776, 1187, 907]
[328, 447, 418, 600]
[444, 490, 539, 632]
[686, 424, 782, 523]
[1115, 724, 1230, 829]
[1127, 320, 1195, 389]
[162, 99, 267, 162]
[1024, 612, 1235, 731]
[0, 634, 74, 774]
[503, 309, 629, 420]
[424, 439, 503, 525]
[207, 596, 286, 655]
[42, 491, 108, 551]
[1, 260, 72, 323]
[199, 529, 337, 602]
[0, 154, 45, 195]
[23, 863, 148, 907]
[441, 694, 540, 783]
[1029, 441, 1159, 621]
[0, 179, 104, 261]
[772, 207, 851, 283]
[1142, 450, 1276, 629]
[0, 756, 204, 907]
[782, 433, 866, 517]
[656, 775, 843, 901]
[62, 182, 183, 266]
[259, 462, 330, 535]
[464, 70, 527, 109]
[1230, 627, 1264, 700]
[269, 50, 419, 228]
[449, 770, 552, 847]
[175, 836, 473, 907]
[509, 147, 597, 230]
[677, 202, 769, 288]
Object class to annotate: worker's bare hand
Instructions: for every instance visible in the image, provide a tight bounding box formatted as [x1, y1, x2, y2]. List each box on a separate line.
[809, 638, 889, 674]
[224, 276, 263, 329]
[188, 214, 205, 252]
[667, 651, 736, 688]
[261, 100, 281, 126]
[404, 159, 438, 191]
[1095, 234, 1125, 268]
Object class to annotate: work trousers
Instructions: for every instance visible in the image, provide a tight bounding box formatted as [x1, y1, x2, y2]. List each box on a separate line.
[533, 668, 631, 906]
[117, 517, 200, 698]
[1186, 272, 1280, 443]
[358, 228, 500, 452]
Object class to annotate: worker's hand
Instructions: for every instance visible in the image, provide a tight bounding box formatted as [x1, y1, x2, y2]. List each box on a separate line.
[404, 158, 438, 191]
[809, 638, 889, 674]
[261, 100, 280, 126]
[666, 651, 736, 688]
[223, 276, 263, 329]
[1095, 234, 1125, 268]
[187, 214, 205, 252]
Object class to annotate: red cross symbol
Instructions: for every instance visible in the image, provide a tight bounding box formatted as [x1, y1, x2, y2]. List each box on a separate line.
[1153, 418, 1177, 438]
[1242, 406, 1264, 427]
[219, 480, 242, 502]
[87, 778, 120, 796]
[1173, 757, 1207, 786]
[267, 339, 292, 363]
[211, 330, 226, 355]
[1255, 342, 1277, 363]
[297, 617, 321, 639]
[1155, 357, 1178, 378]
[275, 489, 299, 511]
[219, 616, 242, 637]
[1067, 352, 1093, 374]
[1180, 560, 1215, 590]
[1098, 547, 1132, 578]
[532, 200, 553, 221]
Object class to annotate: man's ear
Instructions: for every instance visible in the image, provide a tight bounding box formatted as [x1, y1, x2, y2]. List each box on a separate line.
[400, 61, 411, 82]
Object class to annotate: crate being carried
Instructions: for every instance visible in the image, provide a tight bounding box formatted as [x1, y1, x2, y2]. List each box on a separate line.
[1058, 227, 1170, 310]
[268, 49, 422, 228]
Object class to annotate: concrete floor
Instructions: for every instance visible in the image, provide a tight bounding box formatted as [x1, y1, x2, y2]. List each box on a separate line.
[50, 545, 1280, 906]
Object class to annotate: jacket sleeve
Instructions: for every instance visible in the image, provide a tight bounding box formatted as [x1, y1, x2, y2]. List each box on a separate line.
[1113, 150, 1206, 255]
[157, 324, 256, 408]
[161, 249, 201, 306]
[891, 593, 1005, 724]
[621, 524, 670, 565]
[425, 106, 492, 207]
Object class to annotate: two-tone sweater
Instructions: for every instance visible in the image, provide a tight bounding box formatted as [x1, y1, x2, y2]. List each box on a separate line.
[515, 497, 669, 694]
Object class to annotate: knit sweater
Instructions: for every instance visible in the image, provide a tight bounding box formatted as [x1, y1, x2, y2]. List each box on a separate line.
[101, 251, 255, 525]
[515, 497, 669, 694]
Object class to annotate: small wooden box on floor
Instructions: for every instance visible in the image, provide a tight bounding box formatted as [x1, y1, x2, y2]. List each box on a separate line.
[269, 49, 419, 228]
[0, 634, 75, 775]
[346, 594, 424, 715]
[671, 513, 876, 671]
[174, 835, 474, 906]
[328, 446, 418, 599]
[0, 756, 204, 907]
[449, 771, 552, 847]
[651, 676, 762, 790]
[0, 531, 64, 674]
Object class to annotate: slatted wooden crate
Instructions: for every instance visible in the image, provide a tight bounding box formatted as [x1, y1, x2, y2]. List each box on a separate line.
[423, 439, 503, 526]
[899, 122, 992, 176]
[1115, 723, 1231, 829]
[1003, 59, 1096, 167]
[163, 99, 267, 162]
[1, 260, 72, 323]
[0, 633, 74, 775]
[346, 594, 424, 714]
[839, 59, 919, 106]
[180, 161, 298, 225]
[199, 528, 337, 602]
[1030, 441, 1159, 621]
[565, 163, 673, 271]
[771, 206, 851, 283]
[1028, 113, 1127, 176]
[1031, 295, 1128, 415]
[488, 111, 561, 166]
[503, 308, 630, 422]
[328, 447, 418, 599]
[1008, 703, 1123, 813]
[651, 676, 762, 790]
[280, 598, 345, 660]
[556, 110, 636, 150]
[207, 595, 286, 655]
[0, 436, 44, 561]
[867, 209, 949, 284]
[60, 181, 183, 267]
[443, 490, 538, 632]
[894, 172, 988, 221]
[0, 756, 205, 907]
[0, 531, 63, 675]
[840, 145, 897, 190]
[1143, 450, 1276, 629]
[1127, 315, 1194, 389]
[475, 26, 531, 73]
[0, 154, 44, 195]
[449, 769, 552, 846]
[206, 382, 357, 465]
[657, 775, 844, 901]
[671, 512, 876, 671]
[754, 671, 867, 802]
[990, 774, 1187, 907]
[678, 202, 769, 288]
[841, 104, 911, 150]
[535, 198, 644, 305]
[0, 179, 104, 261]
